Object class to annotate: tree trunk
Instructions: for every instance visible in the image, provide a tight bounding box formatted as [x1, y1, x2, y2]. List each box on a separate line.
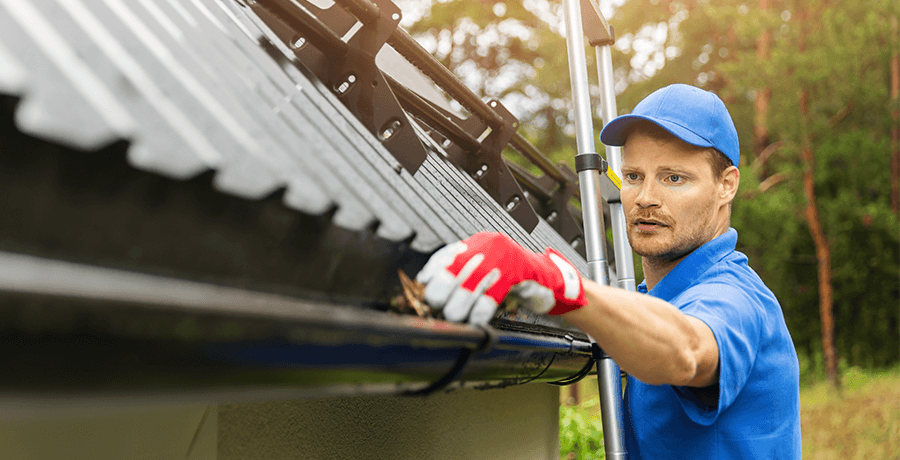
[753, 0, 772, 173]
[798, 5, 840, 389]
[890, 17, 899, 216]
[800, 130, 839, 389]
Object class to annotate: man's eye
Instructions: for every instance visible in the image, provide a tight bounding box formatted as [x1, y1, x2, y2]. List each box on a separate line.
[626, 173, 640, 181]
[668, 174, 682, 183]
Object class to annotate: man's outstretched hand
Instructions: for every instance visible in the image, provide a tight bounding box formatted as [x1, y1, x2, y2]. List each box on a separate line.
[415, 232, 587, 325]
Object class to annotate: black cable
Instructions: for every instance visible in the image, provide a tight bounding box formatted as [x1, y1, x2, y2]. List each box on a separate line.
[403, 325, 497, 396]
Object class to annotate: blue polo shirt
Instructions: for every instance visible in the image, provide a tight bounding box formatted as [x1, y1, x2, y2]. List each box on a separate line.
[624, 228, 801, 459]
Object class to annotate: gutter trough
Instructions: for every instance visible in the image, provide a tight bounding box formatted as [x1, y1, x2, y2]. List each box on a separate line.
[0, 251, 595, 402]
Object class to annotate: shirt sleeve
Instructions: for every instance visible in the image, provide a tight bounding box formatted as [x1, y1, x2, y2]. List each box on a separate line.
[672, 282, 763, 426]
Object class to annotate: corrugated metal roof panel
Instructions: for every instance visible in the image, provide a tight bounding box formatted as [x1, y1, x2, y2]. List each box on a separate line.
[0, 0, 588, 273]
[0, 2, 135, 149]
[0, 41, 28, 96]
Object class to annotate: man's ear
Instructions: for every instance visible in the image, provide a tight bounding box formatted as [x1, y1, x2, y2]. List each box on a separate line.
[720, 166, 740, 203]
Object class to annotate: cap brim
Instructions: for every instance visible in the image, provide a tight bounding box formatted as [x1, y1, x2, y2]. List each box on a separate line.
[600, 115, 714, 150]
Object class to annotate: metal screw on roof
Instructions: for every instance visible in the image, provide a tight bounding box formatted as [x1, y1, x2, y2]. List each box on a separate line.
[547, 211, 558, 223]
[506, 196, 520, 211]
[290, 36, 306, 50]
[381, 119, 402, 141]
[335, 75, 357, 95]
[474, 164, 488, 179]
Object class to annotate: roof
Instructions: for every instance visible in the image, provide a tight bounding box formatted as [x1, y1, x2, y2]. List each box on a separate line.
[0, 0, 597, 398]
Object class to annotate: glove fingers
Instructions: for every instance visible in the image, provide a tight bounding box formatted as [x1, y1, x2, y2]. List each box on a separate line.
[423, 270, 457, 309]
[468, 295, 499, 326]
[444, 267, 500, 324]
[443, 289, 472, 322]
[455, 253, 486, 282]
[416, 242, 468, 284]
[425, 252, 485, 311]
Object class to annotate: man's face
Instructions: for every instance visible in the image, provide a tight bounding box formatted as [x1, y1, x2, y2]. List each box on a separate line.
[620, 131, 726, 263]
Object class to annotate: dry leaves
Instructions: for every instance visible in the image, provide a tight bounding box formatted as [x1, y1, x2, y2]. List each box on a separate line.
[390, 270, 522, 321]
[390, 269, 433, 318]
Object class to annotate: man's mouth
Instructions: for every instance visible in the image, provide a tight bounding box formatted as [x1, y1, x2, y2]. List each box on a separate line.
[632, 218, 669, 231]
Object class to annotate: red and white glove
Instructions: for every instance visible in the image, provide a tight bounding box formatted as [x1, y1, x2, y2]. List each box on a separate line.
[415, 232, 587, 325]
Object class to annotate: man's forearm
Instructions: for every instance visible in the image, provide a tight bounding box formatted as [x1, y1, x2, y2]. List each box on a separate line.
[562, 279, 719, 387]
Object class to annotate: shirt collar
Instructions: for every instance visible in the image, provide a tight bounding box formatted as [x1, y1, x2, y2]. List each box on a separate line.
[636, 228, 737, 301]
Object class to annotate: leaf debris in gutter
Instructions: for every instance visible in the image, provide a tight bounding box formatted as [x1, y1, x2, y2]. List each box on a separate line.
[390, 270, 525, 321]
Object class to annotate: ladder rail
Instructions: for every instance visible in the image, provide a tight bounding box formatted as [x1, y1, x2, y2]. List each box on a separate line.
[596, 43, 637, 292]
[562, 0, 629, 458]
[563, 0, 609, 287]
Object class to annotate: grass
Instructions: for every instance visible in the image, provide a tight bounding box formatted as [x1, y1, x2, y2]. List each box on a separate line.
[559, 366, 900, 459]
[800, 367, 900, 459]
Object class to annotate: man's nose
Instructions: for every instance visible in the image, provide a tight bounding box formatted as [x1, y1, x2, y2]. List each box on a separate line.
[634, 181, 661, 209]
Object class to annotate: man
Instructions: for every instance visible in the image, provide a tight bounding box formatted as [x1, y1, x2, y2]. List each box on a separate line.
[416, 84, 801, 458]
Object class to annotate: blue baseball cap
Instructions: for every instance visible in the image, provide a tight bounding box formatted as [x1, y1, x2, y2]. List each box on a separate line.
[600, 84, 740, 167]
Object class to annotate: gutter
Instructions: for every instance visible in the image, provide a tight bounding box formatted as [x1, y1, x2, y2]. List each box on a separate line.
[0, 251, 594, 401]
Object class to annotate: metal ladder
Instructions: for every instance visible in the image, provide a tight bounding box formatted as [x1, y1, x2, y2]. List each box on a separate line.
[562, 0, 636, 458]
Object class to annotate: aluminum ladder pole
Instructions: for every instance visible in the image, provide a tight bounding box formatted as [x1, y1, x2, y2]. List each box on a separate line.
[562, 0, 627, 458]
[593, 13, 636, 294]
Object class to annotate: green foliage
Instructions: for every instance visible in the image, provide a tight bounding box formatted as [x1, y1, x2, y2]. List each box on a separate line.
[559, 398, 605, 460]
[816, 132, 899, 367]
[723, 0, 900, 369]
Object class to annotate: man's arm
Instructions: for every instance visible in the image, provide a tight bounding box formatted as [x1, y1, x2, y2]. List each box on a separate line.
[415, 232, 719, 388]
[563, 279, 720, 388]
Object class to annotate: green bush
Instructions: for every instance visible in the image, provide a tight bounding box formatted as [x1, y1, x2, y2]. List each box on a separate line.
[559, 398, 605, 460]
